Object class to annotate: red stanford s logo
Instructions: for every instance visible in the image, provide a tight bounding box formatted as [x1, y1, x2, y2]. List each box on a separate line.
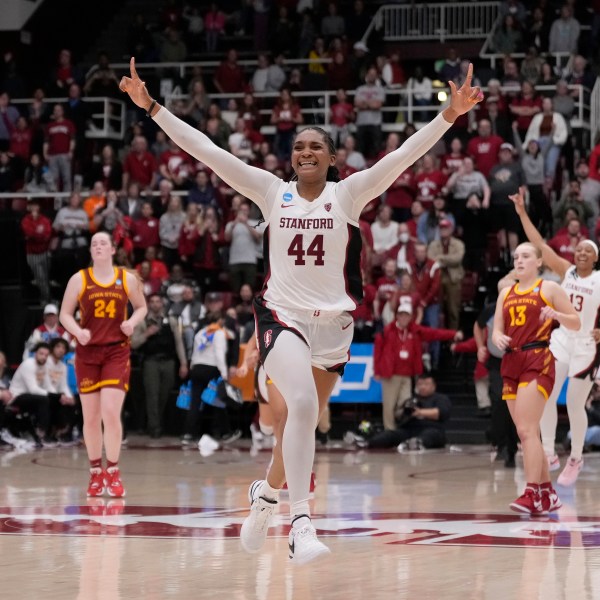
[324, 203, 332, 212]
[264, 329, 273, 348]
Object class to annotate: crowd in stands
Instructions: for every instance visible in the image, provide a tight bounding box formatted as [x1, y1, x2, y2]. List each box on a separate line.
[1, 0, 600, 446]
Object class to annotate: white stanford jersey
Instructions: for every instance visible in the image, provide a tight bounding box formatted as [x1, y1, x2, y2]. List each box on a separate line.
[558, 266, 600, 339]
[262, 181, 362, 312]
[153, 107, 453, 312]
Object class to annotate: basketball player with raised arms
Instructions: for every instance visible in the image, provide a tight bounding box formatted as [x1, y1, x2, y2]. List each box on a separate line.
[492, 242, 579, 515]
[511, 188, 600, 486]
[60, 231, 147, 498]
[120, 57, 483, 564]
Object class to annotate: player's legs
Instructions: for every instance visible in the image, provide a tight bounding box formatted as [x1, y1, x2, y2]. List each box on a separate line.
[540, 360, 568, 458]
[81, 392, 103, 461]
[264, 331, 318, 518]
[565, 377, 594, 461]
[100, 387, 126, 464]
[266, 366, 336, 490]
[266, 383, 287, 490]
[507, 381, 549, 484]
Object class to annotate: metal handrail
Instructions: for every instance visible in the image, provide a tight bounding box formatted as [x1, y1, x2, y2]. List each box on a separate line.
[479, 12, 572, 71]
[361, 2, 501, 45]
[11, 96, 126, 141]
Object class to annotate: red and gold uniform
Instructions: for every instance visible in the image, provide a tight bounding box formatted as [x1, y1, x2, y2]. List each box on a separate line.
[75, 267, 131, 394]
[501, 278, 555, 400]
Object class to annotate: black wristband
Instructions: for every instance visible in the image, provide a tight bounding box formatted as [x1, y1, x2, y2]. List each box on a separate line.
[146, 99, 157, 117]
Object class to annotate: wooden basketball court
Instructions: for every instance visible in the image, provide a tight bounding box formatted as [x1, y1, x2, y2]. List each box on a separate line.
[1, 438, 599, 599]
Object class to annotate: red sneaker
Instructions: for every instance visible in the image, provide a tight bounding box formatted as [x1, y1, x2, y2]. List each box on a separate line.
[87, 469, 106, 497]
[539, 486, 562, 513]
[104, 467, 126, 498]
[510, 488, 544, 515]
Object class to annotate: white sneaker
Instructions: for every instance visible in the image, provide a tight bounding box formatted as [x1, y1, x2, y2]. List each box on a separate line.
[288, 516, 331, 566]
[557, 457, 584, 486]
[240, 480, 278, 553]
[547, 454, 560, 472]
[198, 434, 220, 451]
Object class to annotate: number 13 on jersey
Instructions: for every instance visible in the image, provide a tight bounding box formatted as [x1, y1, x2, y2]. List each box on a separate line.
[509, 305, 526, 326]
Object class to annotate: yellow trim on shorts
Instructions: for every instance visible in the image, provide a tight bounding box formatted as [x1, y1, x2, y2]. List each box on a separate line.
[513, 381, 550, 400]
[502, 394, 517, 400]
[80, 379, 121, 393]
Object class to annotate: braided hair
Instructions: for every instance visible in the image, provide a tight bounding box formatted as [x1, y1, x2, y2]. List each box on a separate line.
[289, 126, 340, 183]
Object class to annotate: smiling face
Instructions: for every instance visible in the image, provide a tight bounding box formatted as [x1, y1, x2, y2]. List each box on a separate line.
[291, 129, 335, 182]
[574, 242, 598, 274]
[513, 243, 542, 278]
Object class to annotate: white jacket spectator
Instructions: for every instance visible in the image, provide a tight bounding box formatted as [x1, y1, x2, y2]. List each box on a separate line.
[524, 110, 568, 148]
[190, 324, 228, 380]
[9, 357, 49, 400]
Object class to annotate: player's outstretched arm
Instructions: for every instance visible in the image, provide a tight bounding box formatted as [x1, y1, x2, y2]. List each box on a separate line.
[340, 64, 483, 219]
[509, 186, 570, 280]
[119, 58, 278, 213]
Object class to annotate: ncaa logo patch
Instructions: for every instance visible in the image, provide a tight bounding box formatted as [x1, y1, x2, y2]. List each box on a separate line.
[116, 279, 122, 286]
[324, 203, 332, 212]
[282, 193, 293, 203]
[264, 329, 273, 348]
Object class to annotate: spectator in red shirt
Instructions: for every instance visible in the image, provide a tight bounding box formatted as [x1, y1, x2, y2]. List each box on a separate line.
[122, 135, 158, 192]
[204, 3, 226, 53]
[509, 80, 542, 139]
[467, 119, 504, 178]
[20, 200, 52, 302]
[406, 199, 424, 239]
[440, 137, 467, 177]
[409, 240, 442, 367]
[548, 217, 585, 263]
[373, 257, 400, 322]
[137, 246, 169, 282]
[158, 137, 194, 190]
[374, 300, 462, 430]
[9, 116, 33, 162]
[329, 89, 355, 148]
[351, 276, 377, 342]
[213, 48, 246, 98]
[43, 104, 76, 192]
[271, 88, 303, 163]
[334, 147, 358, 180]
[130, 201, 160, 264]
[388, 271, 423, 324]
[139, 260, 163, 297]
[191, 205, 223, 293]
[414, 153, 446, 208]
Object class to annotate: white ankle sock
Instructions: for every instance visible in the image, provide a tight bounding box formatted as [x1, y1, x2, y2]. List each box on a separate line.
[260, 480, 280, 501]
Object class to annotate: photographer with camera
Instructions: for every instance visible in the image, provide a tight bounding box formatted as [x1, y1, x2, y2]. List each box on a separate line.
[131, 293, 188, 438]
[373, 297, 462, 431]
[362, 373, 452, 450]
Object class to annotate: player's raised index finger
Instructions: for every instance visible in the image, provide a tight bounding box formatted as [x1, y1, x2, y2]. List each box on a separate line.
[465, 63, 473, 86]
[130, 57, 139, 80]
